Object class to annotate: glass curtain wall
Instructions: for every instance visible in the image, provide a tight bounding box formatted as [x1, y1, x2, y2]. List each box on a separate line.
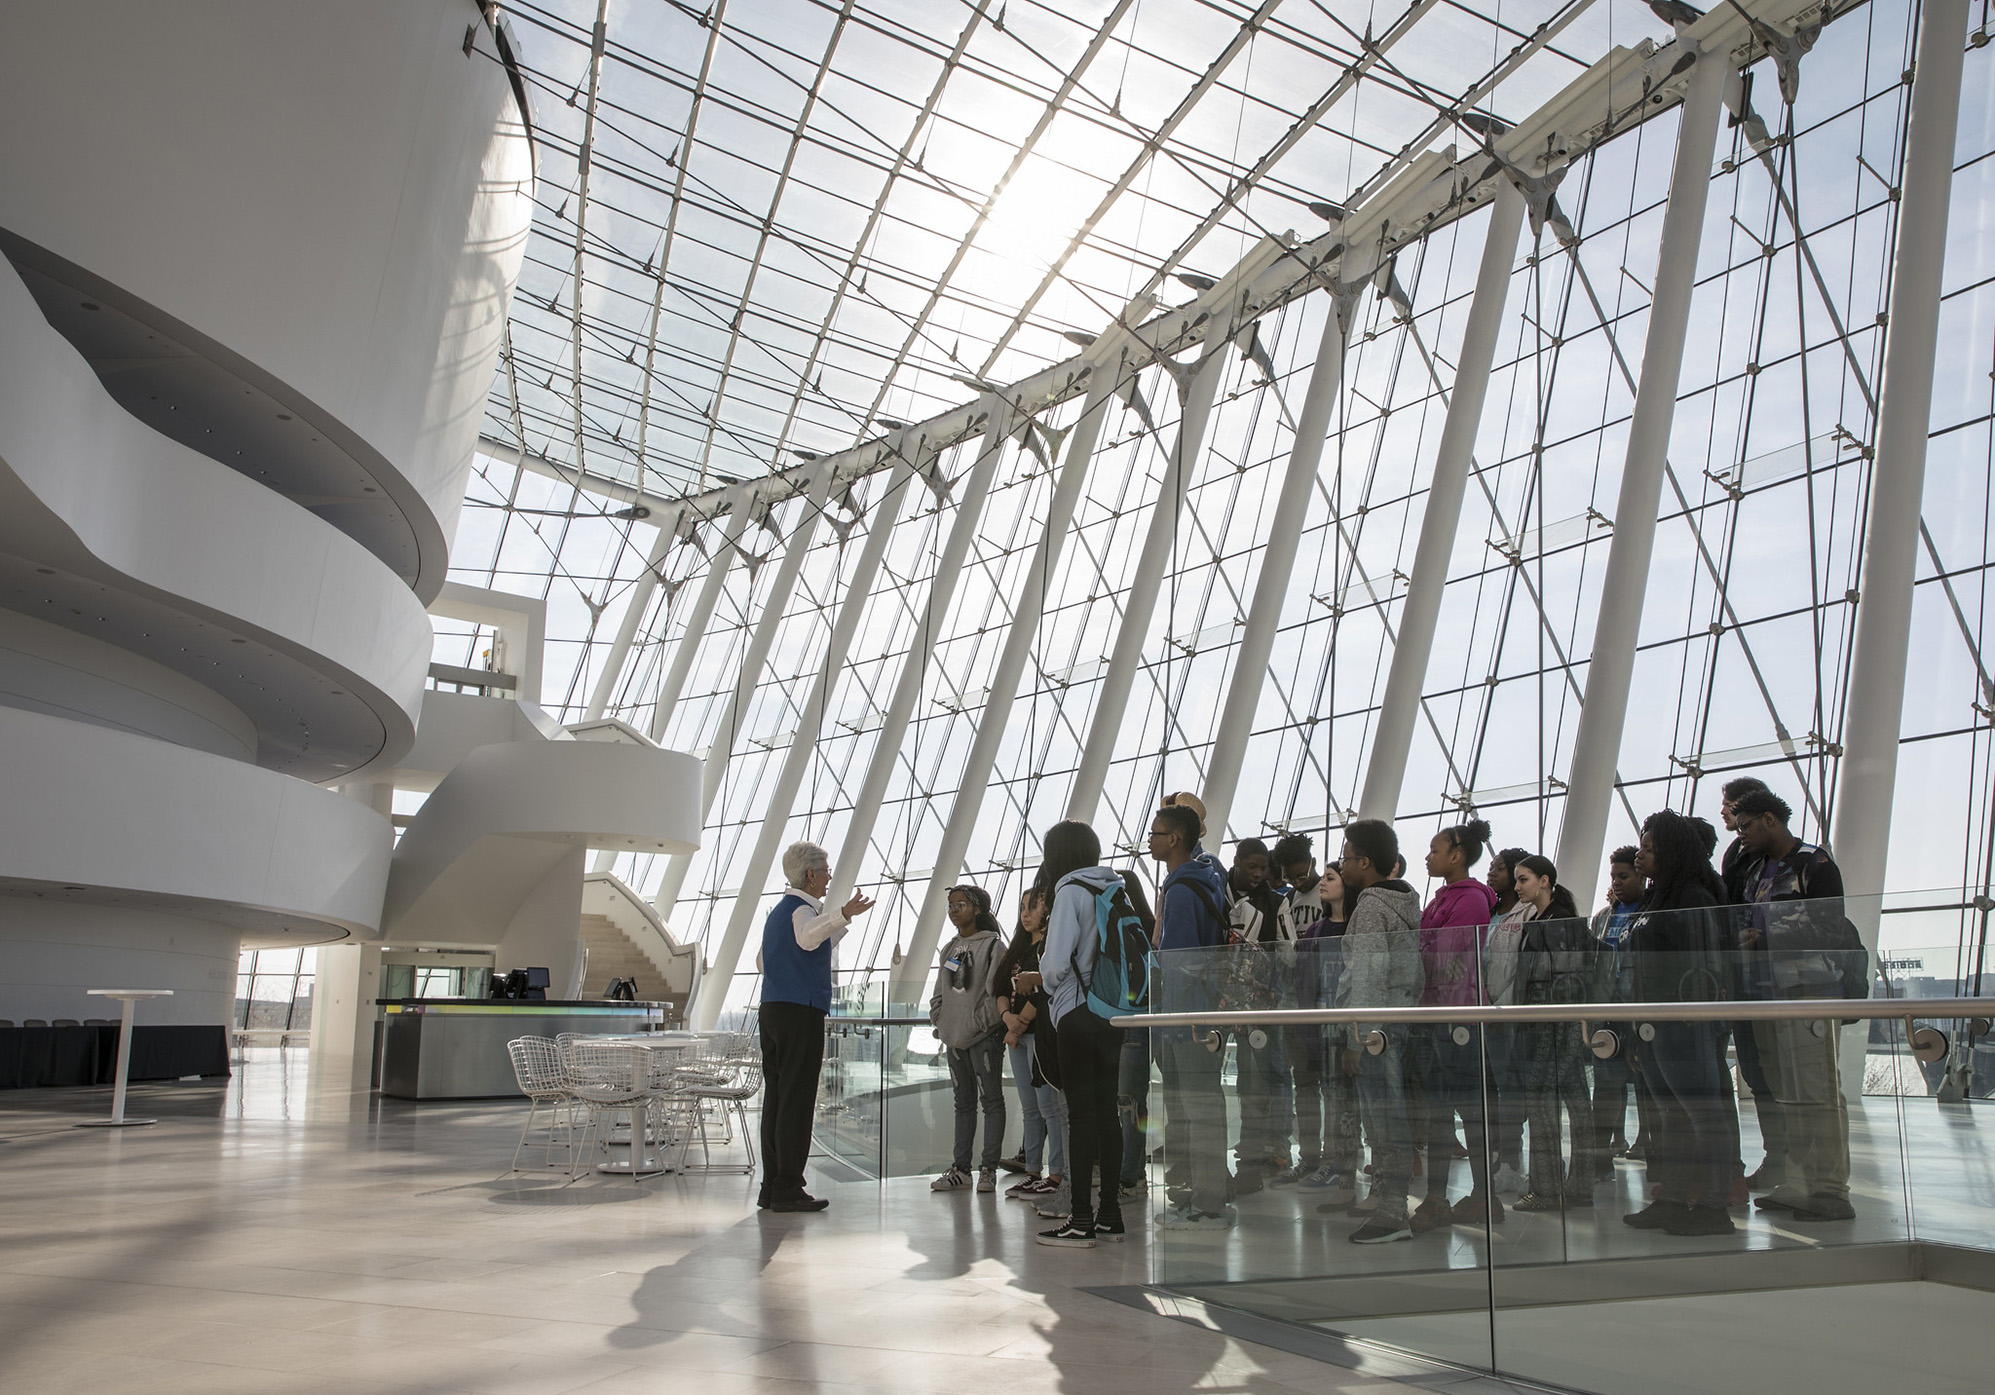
[441, 1, 1995, 1018]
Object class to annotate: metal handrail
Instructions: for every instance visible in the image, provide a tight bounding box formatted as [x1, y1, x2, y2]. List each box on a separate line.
[1118, 997, 1992, 1029]
[824, 1015, 928, 1027]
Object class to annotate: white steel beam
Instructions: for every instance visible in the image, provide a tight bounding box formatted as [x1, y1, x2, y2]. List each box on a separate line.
[1200, 288, 1357, 842]
[650, 466, 838, 915]
[1831, 0, 1970, 900]
[1555, 44, 1728, 905]
[1063, 351, 1226, 826]
[584, 522, 681, 722]
[648, 510, 749, 741]
[1359, 180, 1526, 820]
[887, 364, 1124, 998]
[827, 398, 1012, 910]
[692, 457, 921, 1027]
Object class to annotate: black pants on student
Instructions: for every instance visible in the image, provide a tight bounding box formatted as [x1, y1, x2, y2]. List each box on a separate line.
[759, 1000, 826, 1202]
[1056, 1006, 1124, 1228]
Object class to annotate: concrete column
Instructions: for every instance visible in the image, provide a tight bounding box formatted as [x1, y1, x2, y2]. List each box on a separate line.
[1064, 348, 1226, 826]
[1831, 2, 1969, 900]
[650, 467, 836, 914]
[1359, 181, 1526, 819]
[827, 399, 1011, 911]
[1200, 290, 1357, 841]
[1555, 47, 1727, 906]
[887, 366, 1123, 999]
[647, 508, 749, 742]
[692, 458, 919, 1027]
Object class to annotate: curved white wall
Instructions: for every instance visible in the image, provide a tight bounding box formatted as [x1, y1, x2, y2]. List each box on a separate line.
[0, 255, 431, 780]
[0, 1, 533, 600]
[0, 907, 243, 1029]
[0, 707, 392, 936]
[0, 607, 256, 761]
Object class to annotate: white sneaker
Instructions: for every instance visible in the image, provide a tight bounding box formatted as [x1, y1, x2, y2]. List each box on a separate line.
[1118, 1181, 1147, 1204]
[1304, 1170, 1357, 1205]
[1492, 1163, 1527, 1195]
[931, 1167, 972, 1191]
[1035, 1186, 1072, 1219]
[977, 1167, 997, 1193]
[1159, 1205, 1236, 1230]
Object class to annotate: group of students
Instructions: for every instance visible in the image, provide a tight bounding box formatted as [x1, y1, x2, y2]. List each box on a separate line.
[768, 774, 1857, 1246]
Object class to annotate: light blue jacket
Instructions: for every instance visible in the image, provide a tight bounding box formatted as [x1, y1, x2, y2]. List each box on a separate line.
[1040, 866, 1121, 1024]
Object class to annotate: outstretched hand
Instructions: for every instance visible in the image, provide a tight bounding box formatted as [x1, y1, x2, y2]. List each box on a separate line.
[841, 890, 876, 920]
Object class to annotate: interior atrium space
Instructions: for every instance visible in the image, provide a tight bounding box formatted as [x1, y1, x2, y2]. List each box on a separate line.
[4, 1, 1995, 1392]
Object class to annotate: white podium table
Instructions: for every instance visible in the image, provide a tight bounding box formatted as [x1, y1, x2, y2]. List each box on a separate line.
[77, 990, 173, 1128]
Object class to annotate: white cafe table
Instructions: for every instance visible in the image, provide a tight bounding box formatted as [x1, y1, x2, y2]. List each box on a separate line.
[77, 989, 173, 1128]
[596, 1037, 697, 1176]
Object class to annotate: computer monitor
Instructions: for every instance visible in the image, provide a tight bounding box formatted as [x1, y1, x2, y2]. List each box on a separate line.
[523, 966, 550, 1000]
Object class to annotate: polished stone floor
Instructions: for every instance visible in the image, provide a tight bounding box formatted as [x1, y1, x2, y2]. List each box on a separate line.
[0, 1050, 1525, 1395]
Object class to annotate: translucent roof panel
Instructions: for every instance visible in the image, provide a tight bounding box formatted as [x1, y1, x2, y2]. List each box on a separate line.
[481, 0, 1663, 503]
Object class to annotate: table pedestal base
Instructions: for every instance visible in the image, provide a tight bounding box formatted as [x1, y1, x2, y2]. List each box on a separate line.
[76, 1118, 158, 1128]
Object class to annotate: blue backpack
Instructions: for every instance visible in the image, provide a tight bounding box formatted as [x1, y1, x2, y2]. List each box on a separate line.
[1072, 880, 1152, 1019]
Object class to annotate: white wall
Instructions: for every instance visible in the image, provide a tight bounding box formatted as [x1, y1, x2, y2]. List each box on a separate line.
[0, 905, 242, 1027]
[0, 2, 534, 600]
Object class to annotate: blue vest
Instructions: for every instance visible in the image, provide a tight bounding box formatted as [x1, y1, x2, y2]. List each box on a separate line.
[761, 892, 833, 1012]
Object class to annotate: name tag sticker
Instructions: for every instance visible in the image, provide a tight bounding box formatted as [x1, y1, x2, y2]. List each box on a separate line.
[944, 957, 962, 973]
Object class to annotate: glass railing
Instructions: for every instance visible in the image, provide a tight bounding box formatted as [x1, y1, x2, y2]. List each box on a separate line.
[1135, 890, 1992, 1392]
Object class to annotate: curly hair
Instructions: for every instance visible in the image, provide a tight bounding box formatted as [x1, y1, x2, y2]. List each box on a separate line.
[1641, 808, 1724, 903]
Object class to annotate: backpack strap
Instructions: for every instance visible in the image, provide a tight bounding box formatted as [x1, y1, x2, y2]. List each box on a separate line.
[1180, 879, 1230, 945]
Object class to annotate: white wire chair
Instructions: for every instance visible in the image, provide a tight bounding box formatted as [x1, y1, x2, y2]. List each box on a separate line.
[560, 1037, 658, 1182]
[676, 1058, 762, 1174]
[505, 1037, 578, 1173]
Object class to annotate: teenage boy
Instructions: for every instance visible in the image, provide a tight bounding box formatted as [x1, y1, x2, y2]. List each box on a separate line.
[1148, 801, 1234, 1228]
[1733, 789, 1855, 1222]
[1225, 839, 1292, 1185]
[1331, 819, 1423, 1243]
[1589, 847, 1647, 1164]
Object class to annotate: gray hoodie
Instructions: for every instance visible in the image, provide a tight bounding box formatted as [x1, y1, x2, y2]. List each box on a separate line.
[929, 926, 1005, 1049]
[1334, 878, 1423, 1047]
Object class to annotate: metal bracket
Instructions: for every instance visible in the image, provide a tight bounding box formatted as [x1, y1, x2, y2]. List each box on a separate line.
[1589, 1027, 1621, 1059]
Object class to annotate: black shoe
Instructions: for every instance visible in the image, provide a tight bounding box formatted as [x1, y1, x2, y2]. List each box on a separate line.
[1036, 1223, 1096, 1248]
[1622, 1200, 1687, 1230]
[757, 1194, 770, 1210]
[1095, 1218, 1126, 1242]
[1661, 1205, 1735, 1236]
[770, 1194, 829, 1213]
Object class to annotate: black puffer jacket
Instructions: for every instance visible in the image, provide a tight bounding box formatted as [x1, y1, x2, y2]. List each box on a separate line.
[1628, 880, 1732, 1004]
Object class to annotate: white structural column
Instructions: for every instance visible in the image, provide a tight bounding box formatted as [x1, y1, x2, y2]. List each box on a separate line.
[1064, 349, 1227, 826]
[887, 367, 1123, 998]
[647, 509, 750, 741]
[1831, 1, 1970, 901]
[1359, 181, 1526, 820]
[584, 515, 683, 723]
[692, 456, 920, 1027]
[1201, 291, 1356, 841]
[649, 466, 834, 913]
[827, 399, 1012, 911]
[1555, 47, 1727, 906]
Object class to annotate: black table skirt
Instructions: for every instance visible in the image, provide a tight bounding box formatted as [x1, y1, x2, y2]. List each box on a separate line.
[0, 1025, 230, 1090]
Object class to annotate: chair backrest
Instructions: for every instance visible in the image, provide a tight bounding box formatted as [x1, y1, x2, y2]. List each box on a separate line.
[507, 1036, 565, 1096]
[51, 1019, 80, 1027]
[23, 1019, 47, 1027]
[562, 1037, 639, 1092]
[0, 1020, 13, 1029]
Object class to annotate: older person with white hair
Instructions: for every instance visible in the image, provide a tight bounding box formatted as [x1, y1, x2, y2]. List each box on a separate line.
[757, 841, 874, 1213]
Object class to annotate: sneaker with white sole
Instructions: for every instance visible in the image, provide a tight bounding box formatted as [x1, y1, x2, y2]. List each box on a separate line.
[1268, 1164, 1308, 1187]
[977, 1167, 997, 1194]
[1035, 1186, 1072, 1219]
[930, 1166, 972, 1192]
[1492, 1163, 1527, 1194]
[1036, 1222, 1096, 1248]
[1005, 1175, 1044, 1198]
[1349, 1212, 1414, 1244]
[1159, 1204, 1235, 1230]
[1095, 1218, 1126, 1242]
[1118, 1181, 1147, 1204]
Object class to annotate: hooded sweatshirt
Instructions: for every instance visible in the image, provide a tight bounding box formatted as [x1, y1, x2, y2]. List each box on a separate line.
[1040, 866, 1123, 1025]
[1335, 878, 1423, 1046]
[928, 924, 1005, 1048]
[1155, 852, 1230, 1018]
[1420, 877, 1499, 1008]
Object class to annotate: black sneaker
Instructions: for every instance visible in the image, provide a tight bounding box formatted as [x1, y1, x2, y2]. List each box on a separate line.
[1094, 1218, 1125, 1242]
[1349, 1212, 1413, 1244]
[1660, 1205, 1735, 1237]
[1036, 1223, 1097, 1248]
[769, 1194, 829, 1213]
[1622, 1200, 1686, 1230]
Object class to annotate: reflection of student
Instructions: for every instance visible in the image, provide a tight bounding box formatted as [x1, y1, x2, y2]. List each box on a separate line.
[1335, 818, 1423, 1244]
[1509, 854, 1595, 1212]
[1731, 789, 1855, 1222]
[1589, 847, 1651, 1167]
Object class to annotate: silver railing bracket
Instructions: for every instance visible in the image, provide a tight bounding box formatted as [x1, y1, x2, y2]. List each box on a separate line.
[1589, 1027, 1620, 1059]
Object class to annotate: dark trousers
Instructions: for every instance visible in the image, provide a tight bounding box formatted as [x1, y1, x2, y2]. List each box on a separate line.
[1412, 1026, 1493, 1197]
[1638, 1020, 1731, 1210]
[1117, 1032, 1151, 1186]
[758, 1001, 826, 1201]
[1057, 1007, 1124, 1228]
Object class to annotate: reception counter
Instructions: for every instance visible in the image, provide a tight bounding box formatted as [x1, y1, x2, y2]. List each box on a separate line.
[376, 999, 671, 1100]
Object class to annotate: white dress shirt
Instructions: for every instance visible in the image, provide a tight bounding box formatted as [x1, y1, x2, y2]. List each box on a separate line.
[791, 890, 850, 951]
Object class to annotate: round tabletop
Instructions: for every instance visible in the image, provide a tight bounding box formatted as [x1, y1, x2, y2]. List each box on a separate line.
[85, 990, 175, 999]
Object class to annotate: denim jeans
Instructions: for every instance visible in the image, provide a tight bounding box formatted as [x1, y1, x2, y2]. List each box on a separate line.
[1354, 1026, 1413, 1221]
[1285, 1025, 1357, 1172]
[1638, 1020, 1732, 1208]
[1009, 1039, 1065, 1177]
[947, 1032, 1006, 1171]
[1160, 1029, 1229, 1214]
[1117, 1031, 1150, 1186]
[1233, 1027, 1292, 1165]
